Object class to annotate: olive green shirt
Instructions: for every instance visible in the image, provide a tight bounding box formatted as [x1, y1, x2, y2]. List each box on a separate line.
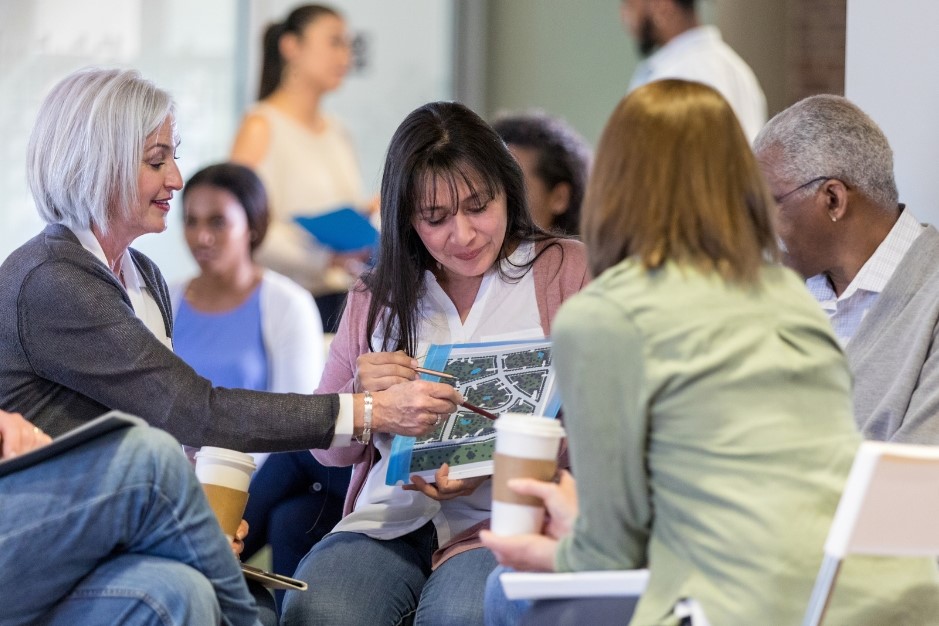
[553, 259, 939, 625]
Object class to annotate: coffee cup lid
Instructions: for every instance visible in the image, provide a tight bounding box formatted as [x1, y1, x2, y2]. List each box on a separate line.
[194, 446, 257, 468]
[494, 413, 565, 438]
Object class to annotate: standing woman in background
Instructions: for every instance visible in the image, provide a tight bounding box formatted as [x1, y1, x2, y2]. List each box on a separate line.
[171, 162, 350, 608]
[231, 4, 367, 332]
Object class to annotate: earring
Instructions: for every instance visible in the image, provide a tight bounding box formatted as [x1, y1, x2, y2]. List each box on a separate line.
[830, 216, 837, 223]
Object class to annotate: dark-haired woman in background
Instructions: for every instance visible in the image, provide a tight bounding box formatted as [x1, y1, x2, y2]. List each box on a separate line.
[492, 112, 591, 237]
[280, 101, 589, 625]
[231, 3, 368, 331]
[170, 163, 349, 610]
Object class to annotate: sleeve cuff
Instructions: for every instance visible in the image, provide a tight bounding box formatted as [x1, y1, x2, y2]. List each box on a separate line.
[330, 393, 355, 447]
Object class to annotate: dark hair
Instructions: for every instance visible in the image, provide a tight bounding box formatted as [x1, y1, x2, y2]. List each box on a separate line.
[675, 0, 697, 11]
[581, 80, 777, 283]
[363, 101, 555, 355]
[183, 163, 270, 251]
[258, 4, 341, 100]
[492, 112, 591, 236]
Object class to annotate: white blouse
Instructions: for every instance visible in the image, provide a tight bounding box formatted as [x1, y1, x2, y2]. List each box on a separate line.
[332, 242, 544, 545]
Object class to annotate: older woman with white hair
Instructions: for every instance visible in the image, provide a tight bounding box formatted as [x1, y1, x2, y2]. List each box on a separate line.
[0, 68, 459, 450]
[0, 65, 462, 624]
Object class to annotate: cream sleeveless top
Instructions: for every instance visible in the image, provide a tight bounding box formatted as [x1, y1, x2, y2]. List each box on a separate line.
[250, 103, 365, 293]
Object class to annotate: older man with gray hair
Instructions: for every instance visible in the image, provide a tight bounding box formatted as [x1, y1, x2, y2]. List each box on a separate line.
[753, 94, 939, 443]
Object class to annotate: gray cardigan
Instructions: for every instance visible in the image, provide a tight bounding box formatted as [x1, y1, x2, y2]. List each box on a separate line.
[847, 224, 939, 443]
[0, 224, 339, 452]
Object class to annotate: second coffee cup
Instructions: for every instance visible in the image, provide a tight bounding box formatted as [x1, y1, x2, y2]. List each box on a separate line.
[194, 446, 257, 542]
[491, 413, 566, 535]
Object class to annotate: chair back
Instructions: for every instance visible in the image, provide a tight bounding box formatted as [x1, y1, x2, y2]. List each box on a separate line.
[803, 440, 939, 626]
[825, 441, 939, 558]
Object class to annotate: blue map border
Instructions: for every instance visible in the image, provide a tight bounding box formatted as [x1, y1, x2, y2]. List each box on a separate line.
[385, 338, 559, 485]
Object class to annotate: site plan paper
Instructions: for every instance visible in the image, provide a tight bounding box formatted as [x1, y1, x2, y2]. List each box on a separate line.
[385, 338, 560, 485]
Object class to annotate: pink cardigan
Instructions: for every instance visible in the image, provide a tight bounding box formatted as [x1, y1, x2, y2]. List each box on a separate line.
[313, 238, 589, 566]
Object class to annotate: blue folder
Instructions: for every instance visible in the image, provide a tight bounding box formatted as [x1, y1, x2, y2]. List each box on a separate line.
[294, 207, 379, 253]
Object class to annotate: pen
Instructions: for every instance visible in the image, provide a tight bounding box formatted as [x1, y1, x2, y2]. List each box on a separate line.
[414, 366, 456, 380]
[460, 400, 498, 421]
[411, 364, 496, 419]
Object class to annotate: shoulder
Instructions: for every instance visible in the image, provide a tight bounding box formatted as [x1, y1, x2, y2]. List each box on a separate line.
[259, 270, 319, 318]
[261, 269, 312, 300]
[533, 238, 589, 284]
[552, 280, 643, 349]
[231, 109, 273, 166]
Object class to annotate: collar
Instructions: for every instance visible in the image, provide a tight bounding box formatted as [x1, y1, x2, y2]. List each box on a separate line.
[68, 227, 142, 292]
[807, 208, 924, 302]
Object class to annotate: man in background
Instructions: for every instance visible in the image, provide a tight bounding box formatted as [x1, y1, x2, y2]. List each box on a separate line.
[754, 94, 939, 444]
[622, 0, 767, 140]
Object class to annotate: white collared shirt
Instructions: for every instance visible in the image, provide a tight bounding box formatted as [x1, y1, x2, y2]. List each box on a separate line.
[333, 242, 543, 544]
[807, 209, 925, 346]
[628, 25, 767, 141]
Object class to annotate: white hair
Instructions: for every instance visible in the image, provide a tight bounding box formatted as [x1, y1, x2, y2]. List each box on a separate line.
[27, 67, 176, 234]
[753, 94, 898, 208]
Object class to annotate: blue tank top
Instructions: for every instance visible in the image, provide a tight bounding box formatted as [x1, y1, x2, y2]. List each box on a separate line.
[173, 286, 269, 391]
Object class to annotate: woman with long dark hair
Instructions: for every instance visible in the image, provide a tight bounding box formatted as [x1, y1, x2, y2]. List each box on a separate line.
[281, 101, 589, 625]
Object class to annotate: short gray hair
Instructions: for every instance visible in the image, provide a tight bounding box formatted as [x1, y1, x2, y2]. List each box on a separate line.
[27, 67, 176, 234]
[753, 94, 898, 208]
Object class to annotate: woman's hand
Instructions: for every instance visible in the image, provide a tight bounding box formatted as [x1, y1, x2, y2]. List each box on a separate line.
[403, 463, 488, 500]
[369, 380, 461, 437]
[478, 471, 578, 572]
[231, 519, 249, 558]
[355, 351, 419, 392]
[511, 471, 579, 539]
[0, 409, 52, 459]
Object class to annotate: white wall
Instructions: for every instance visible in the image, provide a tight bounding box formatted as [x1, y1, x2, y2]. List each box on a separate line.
[846, 0, 939, 225]
[0, 0, 243, 281]
[0, 0, 455, 285]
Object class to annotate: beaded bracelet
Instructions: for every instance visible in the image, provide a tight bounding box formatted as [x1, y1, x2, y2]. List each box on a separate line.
[355, 390, 373, 445]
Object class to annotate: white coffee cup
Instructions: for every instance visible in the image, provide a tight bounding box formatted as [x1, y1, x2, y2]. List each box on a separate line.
[490, 413, 566, 535]
[194, 447, 257, 542]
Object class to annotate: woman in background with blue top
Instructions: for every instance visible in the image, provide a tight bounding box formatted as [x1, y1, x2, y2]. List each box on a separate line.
[171, 162, 350, 608]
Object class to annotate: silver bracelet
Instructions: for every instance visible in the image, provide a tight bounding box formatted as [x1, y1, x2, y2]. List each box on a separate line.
[355, 390, 373, 445]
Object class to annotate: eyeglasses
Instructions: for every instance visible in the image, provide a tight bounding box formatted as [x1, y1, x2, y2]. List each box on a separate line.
[772, 176, 842, 205]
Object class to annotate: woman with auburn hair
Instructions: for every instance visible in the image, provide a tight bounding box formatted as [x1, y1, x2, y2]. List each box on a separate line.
[481, 80, 939, 624]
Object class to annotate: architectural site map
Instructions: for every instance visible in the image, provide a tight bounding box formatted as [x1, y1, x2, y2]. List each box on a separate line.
[386, 339, 560, 485]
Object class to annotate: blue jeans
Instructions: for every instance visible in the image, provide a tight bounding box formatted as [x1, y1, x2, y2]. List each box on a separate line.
[243, 451, 350, 609]
[0, 424, 260, 626]
[281, 523, 498, 626]
[483, 566, 532, 626]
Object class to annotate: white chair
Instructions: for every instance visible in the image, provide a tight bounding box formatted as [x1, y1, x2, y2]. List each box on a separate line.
[803, 441, 939, 626]
[499, 569, 711, 625]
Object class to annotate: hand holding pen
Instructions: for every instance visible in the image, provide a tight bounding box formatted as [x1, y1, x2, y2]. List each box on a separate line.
[354, 351, 497, 420]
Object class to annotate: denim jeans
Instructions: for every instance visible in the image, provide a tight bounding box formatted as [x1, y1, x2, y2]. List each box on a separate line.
[483, 565, 532, 626]
[242, 450, 350, 609]
[281, 523, 498, 626]
[0, 424, 260, 626]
